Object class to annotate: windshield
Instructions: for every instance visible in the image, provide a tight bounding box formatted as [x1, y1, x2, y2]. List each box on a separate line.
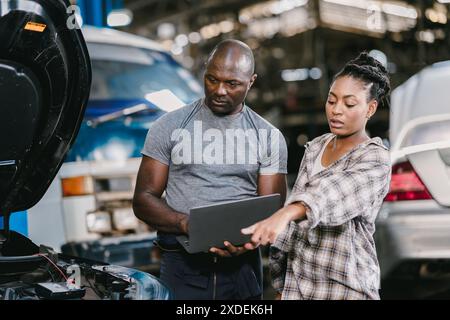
[87, 43, 202, 104]
[66, 43, 202, 162]
[401, 118, 450, 148]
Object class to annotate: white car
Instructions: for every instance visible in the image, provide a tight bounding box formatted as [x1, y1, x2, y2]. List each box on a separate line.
[26, 26, 202, 267]
[375, 61, 450, 299]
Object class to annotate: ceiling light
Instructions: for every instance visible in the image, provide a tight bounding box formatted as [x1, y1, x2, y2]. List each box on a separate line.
[107, 9, 133, 27]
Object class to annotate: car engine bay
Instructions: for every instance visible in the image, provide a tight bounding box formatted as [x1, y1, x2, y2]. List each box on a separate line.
[0, 230, 169, 300]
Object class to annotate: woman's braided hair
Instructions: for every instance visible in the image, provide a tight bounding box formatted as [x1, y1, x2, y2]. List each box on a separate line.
[333, 52, 391, 108]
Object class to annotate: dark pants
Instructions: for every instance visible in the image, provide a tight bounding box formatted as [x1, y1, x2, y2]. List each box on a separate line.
[158, 244, 263, 300]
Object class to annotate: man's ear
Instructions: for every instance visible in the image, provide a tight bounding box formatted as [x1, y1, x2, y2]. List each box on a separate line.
[249, 74, 258, 89]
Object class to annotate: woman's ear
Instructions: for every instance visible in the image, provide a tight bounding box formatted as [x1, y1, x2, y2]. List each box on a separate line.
[367, 100, 378, 119]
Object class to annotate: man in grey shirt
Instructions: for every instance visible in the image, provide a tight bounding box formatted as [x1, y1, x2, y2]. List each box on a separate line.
[133, 39, 287, 300]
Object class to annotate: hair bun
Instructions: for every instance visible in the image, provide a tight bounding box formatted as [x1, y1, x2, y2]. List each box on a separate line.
[333, 51, 391, 108]
[351, 52, 388, 75]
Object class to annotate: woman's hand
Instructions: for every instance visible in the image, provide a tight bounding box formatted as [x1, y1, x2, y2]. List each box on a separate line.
[241, 204, 306, 247]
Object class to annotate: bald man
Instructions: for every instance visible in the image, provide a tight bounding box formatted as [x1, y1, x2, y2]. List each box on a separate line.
[133, 39, 288, 300]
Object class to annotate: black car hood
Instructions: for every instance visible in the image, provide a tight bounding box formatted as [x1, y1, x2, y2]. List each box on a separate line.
[0, 0, 91, 219]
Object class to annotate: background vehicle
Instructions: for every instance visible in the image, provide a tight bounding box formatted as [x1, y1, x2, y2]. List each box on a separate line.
[26, 26, 202, 270]
[376, 61, 450, 299]
[0, 0, 170, 300]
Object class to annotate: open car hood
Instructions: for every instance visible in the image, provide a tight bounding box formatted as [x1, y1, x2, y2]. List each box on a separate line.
[0, 0, 91, 218]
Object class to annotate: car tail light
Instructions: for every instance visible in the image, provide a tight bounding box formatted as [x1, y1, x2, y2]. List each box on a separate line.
[385, 161, 433, 202]
[61, 176, 94, 197]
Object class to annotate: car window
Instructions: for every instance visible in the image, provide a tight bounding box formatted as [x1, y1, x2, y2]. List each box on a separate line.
[88, 43, 202, 103]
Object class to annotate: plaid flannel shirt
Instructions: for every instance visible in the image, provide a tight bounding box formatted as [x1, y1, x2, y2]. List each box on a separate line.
[270, 133, 391, 300]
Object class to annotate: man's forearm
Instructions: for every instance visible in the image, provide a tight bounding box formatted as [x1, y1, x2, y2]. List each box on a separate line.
[133, 192, 188, 234]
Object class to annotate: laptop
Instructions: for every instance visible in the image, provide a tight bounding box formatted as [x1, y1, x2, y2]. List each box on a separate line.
[176, 194, 281, 254]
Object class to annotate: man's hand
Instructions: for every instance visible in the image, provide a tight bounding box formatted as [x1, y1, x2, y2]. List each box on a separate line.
[209, 241, 252, 258]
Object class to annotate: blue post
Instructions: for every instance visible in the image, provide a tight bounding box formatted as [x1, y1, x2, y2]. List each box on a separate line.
[77, 0, 87, 25]
[105, 0, 113, 17]
[0, 212, 28, 236]
[88, 0, 104, 27]
[76, 0, 124, 27]
[77, 0, 104, 27]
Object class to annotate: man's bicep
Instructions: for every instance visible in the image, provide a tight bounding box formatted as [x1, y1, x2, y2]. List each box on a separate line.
[257, 174, 287, 204]
[135, 156, 169, 197]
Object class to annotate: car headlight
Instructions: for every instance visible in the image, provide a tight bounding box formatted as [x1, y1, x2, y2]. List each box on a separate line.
[112, 208, 139, 231]
[86, 211, 112, 233]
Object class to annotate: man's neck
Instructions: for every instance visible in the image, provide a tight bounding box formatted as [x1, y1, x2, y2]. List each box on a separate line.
[229, 103, 244, 115]
[206, 102, 244, 117]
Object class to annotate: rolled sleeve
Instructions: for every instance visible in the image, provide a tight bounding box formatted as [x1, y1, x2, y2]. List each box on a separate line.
[286, 191, 321, 230]
[286, 151, 391, 230]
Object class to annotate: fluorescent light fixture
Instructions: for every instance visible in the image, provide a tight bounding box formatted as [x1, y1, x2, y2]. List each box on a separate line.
[320, 0, 417, 34]
[171, 45, 183, 55]
[282, 68, 322, 81]
[282, 68, 309, 81]
[197, 19, 236, 40]
[175, 34, 189, 47]
[188, 32, 202, 44]
[157, 23, 176, 39]
[425, 7, 447, 24]
[322, 0, 370, 10]
[219, 20, 235, 33]
[270, 0, 309, 15]
[416, 30, 435, 43]
[107, 9, 133, 27]
[240, 0, 309, 22]
[309, 67, 322, 80]
[382, 3, 417, 19]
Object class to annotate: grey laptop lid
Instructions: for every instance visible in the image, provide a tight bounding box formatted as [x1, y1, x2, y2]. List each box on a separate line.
[176, 194, 281, 254]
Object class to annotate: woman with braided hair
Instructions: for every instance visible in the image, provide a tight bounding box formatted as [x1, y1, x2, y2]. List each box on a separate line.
[242, 52, 392, 299]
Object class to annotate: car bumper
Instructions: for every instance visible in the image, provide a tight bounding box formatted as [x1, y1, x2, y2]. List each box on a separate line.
[376, 200, 450, 279]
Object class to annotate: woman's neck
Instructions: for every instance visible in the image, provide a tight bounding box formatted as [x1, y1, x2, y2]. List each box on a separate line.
[333, 131, 369, 151]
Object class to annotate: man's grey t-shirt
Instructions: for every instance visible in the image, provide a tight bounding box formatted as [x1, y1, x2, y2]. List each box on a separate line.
[141, 98, 287, 236]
